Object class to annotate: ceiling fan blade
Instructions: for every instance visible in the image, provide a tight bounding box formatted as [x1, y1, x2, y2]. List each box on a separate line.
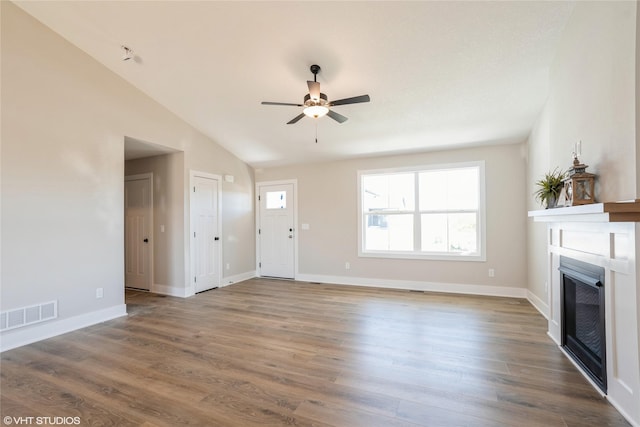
[287, 113, 306, 124]
[262, 101, 304, 107]
[307, 81, 321, 101]
[327, 109, 348, 124]
[329, 95, 370, 107]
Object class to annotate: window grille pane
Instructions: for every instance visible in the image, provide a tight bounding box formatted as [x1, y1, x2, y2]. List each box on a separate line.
[421, 213, 477, 253]
[363, 173, 414, 212]
[266, 191, 286, 209]
[448, 212, 477, 253]
[419, 168, 478, 211]
[364, 214, 413, 251]
[420, 213, 448, 252]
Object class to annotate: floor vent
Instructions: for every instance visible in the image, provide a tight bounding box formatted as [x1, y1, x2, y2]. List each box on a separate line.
[1, 301, 58, 332]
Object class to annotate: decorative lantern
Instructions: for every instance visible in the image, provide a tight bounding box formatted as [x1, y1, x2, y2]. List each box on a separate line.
[562, 156, 596, 206]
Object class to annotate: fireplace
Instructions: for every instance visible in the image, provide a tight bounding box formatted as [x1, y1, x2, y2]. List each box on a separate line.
[559, 256, 606, 393]
[529, 201, 640, 425]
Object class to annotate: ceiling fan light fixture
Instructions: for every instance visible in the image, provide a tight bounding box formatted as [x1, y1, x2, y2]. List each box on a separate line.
[261, 64, 370, 125]
[303, 105, 329, 119]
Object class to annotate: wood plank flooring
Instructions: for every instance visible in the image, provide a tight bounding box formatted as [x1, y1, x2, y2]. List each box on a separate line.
[1, 279, 631, 426]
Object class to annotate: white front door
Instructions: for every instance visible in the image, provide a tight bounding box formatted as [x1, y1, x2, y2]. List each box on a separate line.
[258, 183, 295, 279]
[192, 174, 221, 292]
[125, 174, 153, 290]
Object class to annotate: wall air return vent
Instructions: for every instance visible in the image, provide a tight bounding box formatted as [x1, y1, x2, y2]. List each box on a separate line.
[0, 301, 58, 332]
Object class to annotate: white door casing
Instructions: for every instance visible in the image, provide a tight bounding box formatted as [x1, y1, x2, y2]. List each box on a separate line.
[257, 181, 296, 279]
[190, 171, 222, 293]
[125, 173, 153, 290]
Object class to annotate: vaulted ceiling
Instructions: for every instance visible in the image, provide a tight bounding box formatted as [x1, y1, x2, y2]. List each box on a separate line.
[15, 1, 575, 168]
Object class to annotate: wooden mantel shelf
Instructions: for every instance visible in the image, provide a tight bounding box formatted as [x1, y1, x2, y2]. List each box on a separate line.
[528, 200, 640, 223]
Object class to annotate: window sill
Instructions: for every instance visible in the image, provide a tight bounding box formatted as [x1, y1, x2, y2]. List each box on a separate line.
[359, 251, 486, 262]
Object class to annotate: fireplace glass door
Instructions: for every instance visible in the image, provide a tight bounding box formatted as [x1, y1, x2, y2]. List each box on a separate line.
[559, 256, 606, 392]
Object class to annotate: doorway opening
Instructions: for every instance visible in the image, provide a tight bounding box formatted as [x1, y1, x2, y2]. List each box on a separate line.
[124, 136, 182, 296]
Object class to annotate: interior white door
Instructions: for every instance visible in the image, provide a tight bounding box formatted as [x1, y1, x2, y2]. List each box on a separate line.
[258, 183, 295, 279]
[125, 175, 152, 290]
[193, 175, 221, 292]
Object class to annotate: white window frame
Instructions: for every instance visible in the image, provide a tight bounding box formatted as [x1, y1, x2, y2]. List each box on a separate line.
[357, 161, 486, 262]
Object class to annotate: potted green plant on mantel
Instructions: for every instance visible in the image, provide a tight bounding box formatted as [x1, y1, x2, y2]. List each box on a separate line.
[534, 168, 565, 209]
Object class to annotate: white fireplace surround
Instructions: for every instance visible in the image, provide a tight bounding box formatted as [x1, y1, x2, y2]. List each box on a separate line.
[530, 202, 640, 427]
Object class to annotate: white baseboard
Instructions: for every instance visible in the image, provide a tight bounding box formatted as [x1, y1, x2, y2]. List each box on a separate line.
[152, 284, 192, 298]
[296, 274, 527, 298]
[526, 290, 549, 319]
[0, 304, 127, 352]
[608, 398, 640, 427]
[222, 270, 256, 287]
[547, 331, 561, 346]
[151, 271, 256, 298]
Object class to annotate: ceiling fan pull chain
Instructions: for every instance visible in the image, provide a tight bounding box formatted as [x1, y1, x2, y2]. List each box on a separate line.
[315, 121, 318, 143]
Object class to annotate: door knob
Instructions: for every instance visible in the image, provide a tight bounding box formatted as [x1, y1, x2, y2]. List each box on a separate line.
[214, 237, 220, 241]
[143, 238, 149, 243]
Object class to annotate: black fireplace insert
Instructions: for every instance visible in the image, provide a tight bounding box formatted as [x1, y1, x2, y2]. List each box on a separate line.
[559, 256, 606, 393]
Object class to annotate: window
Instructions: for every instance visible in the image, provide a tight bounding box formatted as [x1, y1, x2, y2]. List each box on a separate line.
[358, 162, 485, 261]
[265, 191, 286, 209]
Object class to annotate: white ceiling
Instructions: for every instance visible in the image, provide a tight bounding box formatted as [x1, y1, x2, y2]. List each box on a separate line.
[15, 1, 575, 168]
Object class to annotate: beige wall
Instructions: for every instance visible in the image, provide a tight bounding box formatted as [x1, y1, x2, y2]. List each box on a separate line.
[125, 153, 256, 288]
[257, 143, 528, 292]
[526, 106, 552, 314]
[547, 1, 636, 202]
[526, 1, 638, 312]
[1, 2, 254, 348]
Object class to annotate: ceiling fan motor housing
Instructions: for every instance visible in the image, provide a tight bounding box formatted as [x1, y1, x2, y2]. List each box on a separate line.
[304, 93, 328, 107]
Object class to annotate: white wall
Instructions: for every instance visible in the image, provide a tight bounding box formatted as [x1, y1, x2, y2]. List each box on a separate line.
[256, 143, 528, 296]
[526, 1, 637, 312]
[0, 2, 255, 350]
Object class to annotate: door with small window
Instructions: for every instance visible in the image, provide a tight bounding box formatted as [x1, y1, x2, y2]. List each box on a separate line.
[258, 183, 295, 279]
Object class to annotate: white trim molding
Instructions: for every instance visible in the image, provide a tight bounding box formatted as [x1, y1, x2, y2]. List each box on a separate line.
[296, 274, 527, 298]
[0, 304, 127, 352]
[151, 270, 256, 298]
[526, 289, 549, 319]
[151, 284, 193, 298]
[222, 270, 257, 287]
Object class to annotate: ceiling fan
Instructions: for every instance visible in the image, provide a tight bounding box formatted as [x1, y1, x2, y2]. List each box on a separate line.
[261, 64, 370, 124]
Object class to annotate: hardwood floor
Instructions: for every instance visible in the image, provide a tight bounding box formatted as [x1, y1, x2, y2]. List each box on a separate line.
[1, 279, 630, 426]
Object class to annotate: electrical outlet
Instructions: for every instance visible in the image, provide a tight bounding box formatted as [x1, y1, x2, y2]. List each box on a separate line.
[226, 263, 230, 270]
[345, 262, 351, 270]
[96, 288, 103, 299]
[488, 269, 495, 277]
